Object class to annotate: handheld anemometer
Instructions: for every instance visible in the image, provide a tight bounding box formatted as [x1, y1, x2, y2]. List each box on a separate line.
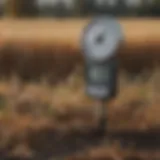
[81, 16, 123, 135]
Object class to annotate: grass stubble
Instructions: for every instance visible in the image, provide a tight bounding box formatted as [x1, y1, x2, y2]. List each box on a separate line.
[0, 67, 159, 159]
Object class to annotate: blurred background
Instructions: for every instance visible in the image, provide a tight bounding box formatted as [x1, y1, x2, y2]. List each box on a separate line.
[0, 1, 159, 160]
[0, 0, 159, 18]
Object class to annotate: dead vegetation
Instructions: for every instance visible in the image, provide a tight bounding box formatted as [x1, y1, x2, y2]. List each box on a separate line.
[0, 34, 158, 159]
[0, 67, 158, 159]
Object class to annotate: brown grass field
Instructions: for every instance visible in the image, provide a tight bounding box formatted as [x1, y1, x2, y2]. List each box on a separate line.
[0, 18, 160, 78]
[0, 18, 159, 160]
[0, 67, 159, 160]
[0, 18, 160, 57]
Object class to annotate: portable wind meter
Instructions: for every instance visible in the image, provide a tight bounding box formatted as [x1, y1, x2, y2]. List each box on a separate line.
[82, 16, 123, 100]
[81, 16, 123, 134]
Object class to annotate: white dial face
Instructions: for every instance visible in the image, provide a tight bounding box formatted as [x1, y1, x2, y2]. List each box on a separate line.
[82, 17, 123, 61]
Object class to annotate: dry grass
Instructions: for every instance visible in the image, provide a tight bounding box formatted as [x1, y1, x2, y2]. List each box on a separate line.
[0, 37, 159, 159]
[0, 43, 159, 84]
[0, 68, 158, 159]
[0, 18, 159, 160]
[0, 19, 160, 80]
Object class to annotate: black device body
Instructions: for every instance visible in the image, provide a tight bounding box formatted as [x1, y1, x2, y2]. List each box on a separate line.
[85, 57, 118, 100]
[81, 16, 123, 101]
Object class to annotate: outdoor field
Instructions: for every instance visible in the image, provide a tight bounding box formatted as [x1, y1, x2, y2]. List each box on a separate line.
[0, 18, 159, 160]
